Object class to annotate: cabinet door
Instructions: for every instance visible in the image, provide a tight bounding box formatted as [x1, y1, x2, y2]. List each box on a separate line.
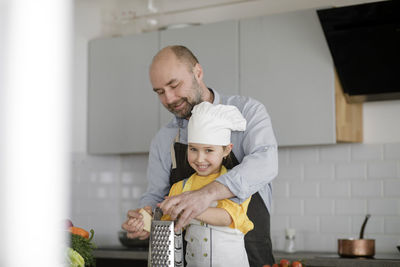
[159, 20, 239, 127]
[88, 32, 159, 153]
[240, 10, 336, 146]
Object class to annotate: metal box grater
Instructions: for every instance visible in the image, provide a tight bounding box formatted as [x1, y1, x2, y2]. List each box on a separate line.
[148, 220, 183, 267]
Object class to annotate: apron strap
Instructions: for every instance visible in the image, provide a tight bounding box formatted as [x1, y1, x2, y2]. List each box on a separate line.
[182, 178, 191, 192]
[170, 130, 180, 169]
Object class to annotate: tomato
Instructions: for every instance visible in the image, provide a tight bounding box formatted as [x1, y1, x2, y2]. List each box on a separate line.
[272, 264, 279, 267]
[262, 265, 271, 267]
[280, 259, 290, 267]
[291, 261, 303, 267]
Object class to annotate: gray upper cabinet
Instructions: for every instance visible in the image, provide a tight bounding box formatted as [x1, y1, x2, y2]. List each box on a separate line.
[88, 10, 348, 153]
[159, 20, 240, 127]
[88, 32, 159, 154]
[240, 9, 336, 146]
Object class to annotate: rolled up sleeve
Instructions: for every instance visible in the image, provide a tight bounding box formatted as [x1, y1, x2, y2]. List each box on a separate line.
[139, 134, 173, 208]
[216, 99, 278, 203]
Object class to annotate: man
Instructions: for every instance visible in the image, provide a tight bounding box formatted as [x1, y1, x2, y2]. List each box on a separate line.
[122, 45, 278, 266]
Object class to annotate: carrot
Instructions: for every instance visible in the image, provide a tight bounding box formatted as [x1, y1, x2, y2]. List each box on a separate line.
[69, 226, 89, 239]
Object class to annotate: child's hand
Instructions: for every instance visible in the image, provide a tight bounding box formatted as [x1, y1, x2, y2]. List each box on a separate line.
[121, 206, 152, 240]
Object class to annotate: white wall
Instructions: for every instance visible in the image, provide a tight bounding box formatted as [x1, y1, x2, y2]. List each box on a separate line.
[364, 100, 400, 143]
[71, 0, 400, 252]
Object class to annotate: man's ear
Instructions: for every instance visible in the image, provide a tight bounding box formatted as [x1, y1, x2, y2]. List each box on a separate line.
[193, 63, 203, 81]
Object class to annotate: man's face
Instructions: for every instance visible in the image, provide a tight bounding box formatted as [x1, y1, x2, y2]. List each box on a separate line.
[150, 54, 204, 118]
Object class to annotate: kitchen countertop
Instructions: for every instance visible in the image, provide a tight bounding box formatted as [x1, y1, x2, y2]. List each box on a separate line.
[94, 246, 400, 267]
[274, 251, 400, 267]
[93, 246, 148, 260]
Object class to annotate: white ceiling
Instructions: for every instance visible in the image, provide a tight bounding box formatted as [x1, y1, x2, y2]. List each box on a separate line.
[82, 0, 383, 17]
[77, 0, 384, 34]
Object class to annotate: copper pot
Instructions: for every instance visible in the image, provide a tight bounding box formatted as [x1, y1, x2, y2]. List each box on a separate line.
[338, 238, 375, 257]
[338, 214, 375, 258]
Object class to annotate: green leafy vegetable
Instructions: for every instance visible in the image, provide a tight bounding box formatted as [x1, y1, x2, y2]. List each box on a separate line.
[66, 247, 85, 267]
[71, 229, 96, 266]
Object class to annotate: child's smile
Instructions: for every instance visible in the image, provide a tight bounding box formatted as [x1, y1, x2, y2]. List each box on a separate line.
[187, 143, 230, 176]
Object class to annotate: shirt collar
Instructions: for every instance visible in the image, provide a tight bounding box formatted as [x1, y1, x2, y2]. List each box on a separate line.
[170, 88, 220, 128]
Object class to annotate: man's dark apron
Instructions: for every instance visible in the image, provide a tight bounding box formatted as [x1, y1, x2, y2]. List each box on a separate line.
[169, 133, 275, 266]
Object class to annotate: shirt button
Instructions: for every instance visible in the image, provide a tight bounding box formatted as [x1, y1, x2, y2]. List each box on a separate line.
[191, 253, 194, 257]
[203, 253, 208, 257]
[190, 238, 193, 242]
[200, 222, 204, 226]
[203, 238, 208, 242]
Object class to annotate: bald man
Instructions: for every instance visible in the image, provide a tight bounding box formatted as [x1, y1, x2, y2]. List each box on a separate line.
[122, 45, 278, 266]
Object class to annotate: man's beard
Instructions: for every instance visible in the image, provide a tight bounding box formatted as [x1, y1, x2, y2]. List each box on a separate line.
[167, 76, 203, 118]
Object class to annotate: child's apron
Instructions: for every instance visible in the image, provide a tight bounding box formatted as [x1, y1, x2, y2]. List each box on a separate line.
[184, 219, 249, 267]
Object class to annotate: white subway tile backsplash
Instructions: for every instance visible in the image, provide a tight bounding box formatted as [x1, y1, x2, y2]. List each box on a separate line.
[351, 144, 383, 161]
[121, 172, 134, 184]
[384, 143, 400, 160]
[304, 199, 334, 215]
[384, 216, 400, 234]
[368, 161, 398, 179]
[374, 234, 400, 253]
[320, 181, 350, 197]
[121, 187, 130, 199]
[368, 198, 400, 215]
[290, 216, 318, 233]
[289, 182, 318, 198]
[278, 148, 289, 165]
[274, 198, 303, 215]
[99, 171, 115, 184]
[302, 233, 336, 251]
[271, 181, 288, 197]
[121, 154, 149, 186]
[71, 142, 400, 252]
[335, 162, 366, 180]
[304, 163, 334, 181]
[383, 180, 400, 197]
[351, 215, 384, 235]
[289, 147, 319, 163]
[72, 180, 90, 199]
[335, 199, 367, 215]
[320, 144, 350, 162]
[97, 187, 107, 198]
[90, 172, 97, 183]
[270, 215, 290, 232]
[320, 216, 351, 234]
[121, 200, 140, 218]
[131, 186, 143, 199]
[351, 180, 382, 197]
[276, 163, 303, 180]
[87, 212, 122, 246]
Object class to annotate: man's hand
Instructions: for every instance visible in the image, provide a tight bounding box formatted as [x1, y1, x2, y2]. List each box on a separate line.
[159, 189, 214, 231]
[121, 206, 152, 240]
[159, 180, 234, 231]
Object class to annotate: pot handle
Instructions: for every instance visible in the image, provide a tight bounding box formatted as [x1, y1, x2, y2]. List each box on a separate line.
[359, 214, 371, 239]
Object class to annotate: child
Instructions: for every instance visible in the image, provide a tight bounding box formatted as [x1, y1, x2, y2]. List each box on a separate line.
[161, 101, 253, 267]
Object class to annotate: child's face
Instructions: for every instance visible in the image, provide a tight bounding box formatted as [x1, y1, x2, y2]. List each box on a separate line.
[187, 143, 231, 177]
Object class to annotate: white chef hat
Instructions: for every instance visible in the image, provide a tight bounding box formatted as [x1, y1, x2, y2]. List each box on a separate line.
[188, 102, 246, 146]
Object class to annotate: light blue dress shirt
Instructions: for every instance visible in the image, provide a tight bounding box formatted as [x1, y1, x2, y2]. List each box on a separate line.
[140, 89, 278, 212]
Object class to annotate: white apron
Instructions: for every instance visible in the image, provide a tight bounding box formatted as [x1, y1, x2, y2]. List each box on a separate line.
[184, 219, 249, 267]
[180, 175, 250, 267]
